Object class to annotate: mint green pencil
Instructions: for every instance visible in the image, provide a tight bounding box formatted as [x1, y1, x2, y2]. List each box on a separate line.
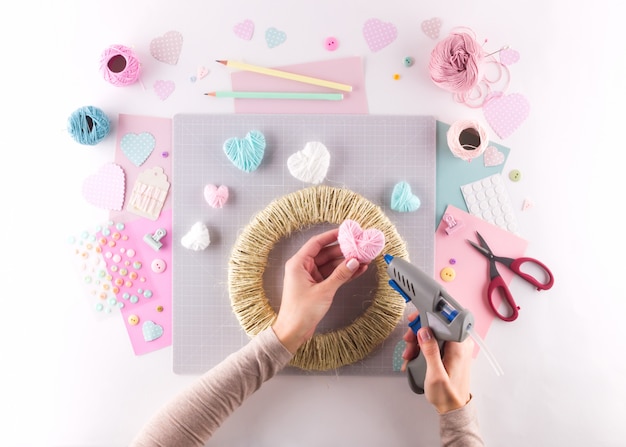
[204, 91, 343, 100]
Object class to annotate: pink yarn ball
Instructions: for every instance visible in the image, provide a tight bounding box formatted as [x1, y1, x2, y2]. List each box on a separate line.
[429, 30, 484, 94]
[100, 45, 141, 86]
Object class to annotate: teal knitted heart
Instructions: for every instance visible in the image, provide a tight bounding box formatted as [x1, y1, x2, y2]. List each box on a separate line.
[223, 130, 266, 172]
[391, 181, 421, 212]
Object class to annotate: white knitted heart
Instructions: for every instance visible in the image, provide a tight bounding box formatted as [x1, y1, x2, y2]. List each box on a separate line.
[287, 141, 330, 184]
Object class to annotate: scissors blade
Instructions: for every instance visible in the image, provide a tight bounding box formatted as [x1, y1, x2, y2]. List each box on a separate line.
[467, 239, 491, 258]
[474, 231, 492, 252]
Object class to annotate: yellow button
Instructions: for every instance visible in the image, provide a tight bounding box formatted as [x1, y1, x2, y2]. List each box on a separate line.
[128, 315, 140, 326]
[440, 267, 456, 282]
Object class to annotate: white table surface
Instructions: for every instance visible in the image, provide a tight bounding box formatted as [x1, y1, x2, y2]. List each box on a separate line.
[2, 1, 625, 446]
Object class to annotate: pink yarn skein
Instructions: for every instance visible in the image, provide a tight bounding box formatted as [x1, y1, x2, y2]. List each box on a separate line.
[100, 45, 141, 86]
[429, 30, 484, 94]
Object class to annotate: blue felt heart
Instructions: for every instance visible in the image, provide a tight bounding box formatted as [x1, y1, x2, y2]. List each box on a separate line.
[142, 320, 164, 342]
[223, 130, 266, 172]
[121, 132, 156, 167]
[391, 181, 421, 212]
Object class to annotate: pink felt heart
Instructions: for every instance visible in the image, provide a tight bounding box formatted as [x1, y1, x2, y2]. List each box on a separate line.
[363, 18, 397, 52]
[233, 19, 255, 40]
[154, 80, 175, 101]
[421, 17, 442, 40]
[499, 48, 520, 66]
[337, 220, 385, 264]
[204, 184, 229, 208]
[150, 30, 183, 65]
[483, 92, 530, 139]
[483, 146, 505, 167]
[82, 163, 125, 210]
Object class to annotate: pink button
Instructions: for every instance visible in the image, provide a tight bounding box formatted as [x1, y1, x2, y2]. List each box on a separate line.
[324, 37, 339, 51]
[151, 259, 167, 273]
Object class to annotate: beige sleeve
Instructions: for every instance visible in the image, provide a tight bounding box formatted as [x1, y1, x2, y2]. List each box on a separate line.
[130, 327, 293, 447]
[439, 399, 485, 447]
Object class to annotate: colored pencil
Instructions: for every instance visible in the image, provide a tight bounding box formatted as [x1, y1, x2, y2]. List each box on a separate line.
[216, 60, 353, 92]
[204, 91, 344, 100]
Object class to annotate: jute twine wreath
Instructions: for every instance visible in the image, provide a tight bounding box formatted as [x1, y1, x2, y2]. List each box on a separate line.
[228, 185, 409, 370]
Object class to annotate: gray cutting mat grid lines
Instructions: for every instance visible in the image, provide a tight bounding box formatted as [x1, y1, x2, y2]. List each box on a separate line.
[172, 114, 436, 375]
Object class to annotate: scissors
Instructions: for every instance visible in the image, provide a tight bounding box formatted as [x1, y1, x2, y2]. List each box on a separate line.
[467, 231, 554, 322]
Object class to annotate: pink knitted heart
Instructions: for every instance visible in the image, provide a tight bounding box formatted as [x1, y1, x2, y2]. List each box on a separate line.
[204, 184, 229, 208]
[337, 220, 385, 264]
[483, 92, 530, 139]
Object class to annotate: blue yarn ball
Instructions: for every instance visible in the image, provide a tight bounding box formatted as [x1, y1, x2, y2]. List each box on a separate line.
[67, 106, 110, 145]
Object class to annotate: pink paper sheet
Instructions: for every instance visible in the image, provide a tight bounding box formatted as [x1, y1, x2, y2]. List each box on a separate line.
[109, 114, 173, 355]
[435, 205, 528, 355]
[231, 57, 368, 114]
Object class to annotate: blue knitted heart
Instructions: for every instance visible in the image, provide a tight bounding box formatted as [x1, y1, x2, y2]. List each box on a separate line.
[223, 130, 266, 172]
[391, 181, 421, 212]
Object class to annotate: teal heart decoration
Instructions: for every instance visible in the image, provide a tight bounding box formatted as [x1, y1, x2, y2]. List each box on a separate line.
[142, 320, 164, 342]
[391, 181, 421, 212]
[223, 130, 266, 172]
[265, 27, 287, 48]
[121, 132, 156, 167]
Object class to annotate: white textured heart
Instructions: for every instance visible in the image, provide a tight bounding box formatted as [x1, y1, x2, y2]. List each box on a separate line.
[287, 141, 330, 184]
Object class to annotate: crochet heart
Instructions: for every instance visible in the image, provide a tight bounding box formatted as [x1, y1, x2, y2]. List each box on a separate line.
[363, 18, 397, 52]
[204, 184, 229, 208]
[234, 19, 255, 40]
[337, 219, 385, 264]
[150, 30, 183, 65]
[483, 146, 505, 167]
[154, 80, 175, 101]
[142, 321, 164, 342]
[421, 17, 442, 40]
[287, 141, 330, 184]
[120, 132, 155, 167]
[82, 163, 125, 211]
[265, 27, 287, 48]
[391, 181, 421, 212]
[483, 92, 530, 139]
[223, 130, 266, 172]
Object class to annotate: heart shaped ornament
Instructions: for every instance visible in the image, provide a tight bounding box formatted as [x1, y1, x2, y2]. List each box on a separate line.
[82, 163, 125, 211]
[150, 30, 183, 65]
[204, 184, 229, 208]
[154, 80, 175, 101]
[234, 19, 255, 40]
[181, 222, 211, 251]
[265, 27, 287, 48]
[142, 321, 164, 342]
[421, 17, 442, 39]
[483, 146, 505, 167]
[500, 48, 520, 66]
[363, 18, 398, 52]
[483, 92, 530, 139]
[287, 141, 330, 184]
[223, 130, 266, 172]
[120, 132, 155, 166]
[391, 181, 421, 212]
[338, 220, 385, 264]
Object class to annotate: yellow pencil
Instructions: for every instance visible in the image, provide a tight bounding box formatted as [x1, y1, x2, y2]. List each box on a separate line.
[216, 60, 353, 92]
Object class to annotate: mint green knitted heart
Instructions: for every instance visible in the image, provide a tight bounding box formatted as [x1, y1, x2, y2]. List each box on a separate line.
[391, 181, 421, 212]
[223, 130, 266, 172]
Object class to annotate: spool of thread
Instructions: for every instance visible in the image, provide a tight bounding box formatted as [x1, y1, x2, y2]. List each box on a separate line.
[429, 29, 484, 95]
[446, 120, 488, 161]
[99, 44, 141, 86]
[67, 106, 110, 145]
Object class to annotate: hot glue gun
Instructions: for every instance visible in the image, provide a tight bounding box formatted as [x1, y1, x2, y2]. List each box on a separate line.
[385, 254, 501, 394]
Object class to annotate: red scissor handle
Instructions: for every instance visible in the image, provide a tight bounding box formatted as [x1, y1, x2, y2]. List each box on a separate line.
[487, 275, 520, 322]
[509, 257, 555, 290]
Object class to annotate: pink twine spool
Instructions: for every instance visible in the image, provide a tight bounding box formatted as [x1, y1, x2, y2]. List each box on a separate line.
[100, 45, 141, 86]
[429, 29, 484, 95]
[446, 120, 489, 161]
